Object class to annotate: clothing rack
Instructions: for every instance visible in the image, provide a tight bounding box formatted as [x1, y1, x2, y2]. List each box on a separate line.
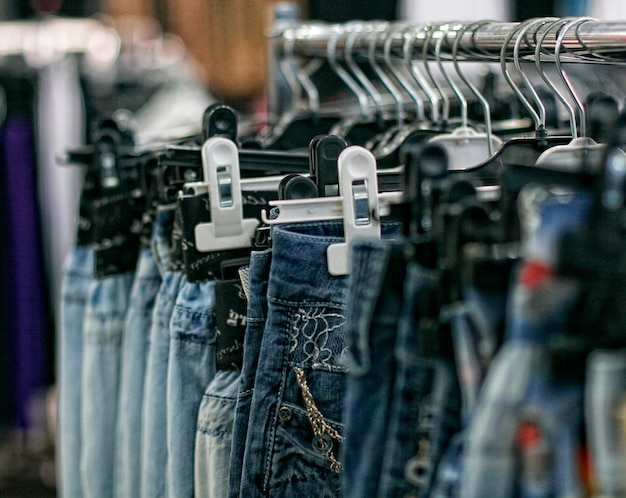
[271, 19, 626, 63]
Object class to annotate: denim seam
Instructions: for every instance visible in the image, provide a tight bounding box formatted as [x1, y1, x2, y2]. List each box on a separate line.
[262, 315, 292, 493]
[202, 393, 237, 402]
[170, 333, 216, 344]
[237, 389, 253, 397]
[275, 232, 344, 243]
[196, 427, 233, 438]
[269, 297, 346, 309]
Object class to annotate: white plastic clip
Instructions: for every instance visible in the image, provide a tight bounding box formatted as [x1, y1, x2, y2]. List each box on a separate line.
[194, 137, 258, 252]
[326, 146, 382, 276]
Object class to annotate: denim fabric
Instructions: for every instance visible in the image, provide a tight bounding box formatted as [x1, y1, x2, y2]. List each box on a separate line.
[239, 222, 351, 497]
[195, 369, 241, 498]
[227, 249, 272, 498]
[378, 262, 462, 498]
[340, 240, 405, 498]
[114, 247, 162, 498]
[80, 269, 134, 498]
[166, 277, 217, 498]
[141, 206, 184, 498]
[460, 191, 592, 498]
[57, 246, 93, 498]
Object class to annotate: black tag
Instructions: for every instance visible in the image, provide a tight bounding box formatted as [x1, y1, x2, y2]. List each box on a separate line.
[179, 189, 278, 282]
[215, 279, 248, 370]
[170, 204, 185, 272]
[92, 194, 143, 277]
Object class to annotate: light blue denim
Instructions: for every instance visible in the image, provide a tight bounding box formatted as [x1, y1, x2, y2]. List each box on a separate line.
[166, 277, 217, 498]
[80, 269, 134, 498]
[140, 206, 184, 498]
[460, 192, 592, 498]
[195, 369, 241, 498]
[114, 246, 162, 498]
[58, 245, 93, 498]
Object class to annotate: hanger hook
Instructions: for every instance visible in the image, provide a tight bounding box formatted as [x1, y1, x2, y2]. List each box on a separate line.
[533, 18, 579, 137]
[554, 17, 597, 139]
[513, 17, 562, 134]
[453, 20, 496, 155]
[327, 25, 371, 118]
[367, 22, 405, 125]
[385, 23, 426, 122]
[403, 23, 440, 124]
[500, 19, 543, 135]
[345, 23, 383, 112]
[435, 23, 469, 127]
[423, 23, 450, 125]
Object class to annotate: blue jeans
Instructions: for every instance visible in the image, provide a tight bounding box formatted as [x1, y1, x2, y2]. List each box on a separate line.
[378, 262, 462, 498]
[340, 240, 406, 498]
[57, 246, 93, 498]
[166, 277, 217, 498]
[460, 191, 592, 498]
[240, 221, 365, 497]
[114, 247, 162, 498]
[80, 269, 134, 498]
[141, 206, 184, 498]
[195, 369, 241, 498]
[227, 249, 272, 498]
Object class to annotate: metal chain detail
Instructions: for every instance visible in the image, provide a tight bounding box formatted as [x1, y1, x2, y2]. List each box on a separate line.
[294, 367, 344, 473]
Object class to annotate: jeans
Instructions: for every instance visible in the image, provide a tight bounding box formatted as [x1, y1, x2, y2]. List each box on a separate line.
[80, 268, 134, 498]
[141, 207, 184, 498]
[166, 277, 217, 498]
[340, 240, 406, 498]
[240, 221, 400, 496]
[57, 246, 93, 498]
[114, 247, 162, 498]
[378, 262, 462, 498]
[227, 250, 272, 498]
[195, 369, 241, 498]
[460, 191, 592, 498]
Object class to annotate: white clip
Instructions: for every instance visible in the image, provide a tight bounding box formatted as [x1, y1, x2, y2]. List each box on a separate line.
[327, 146, 382, 276]
[194, 137, 258, 252]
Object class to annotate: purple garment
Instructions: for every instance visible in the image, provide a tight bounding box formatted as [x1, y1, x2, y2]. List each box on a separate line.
[1, 113, 49, 429]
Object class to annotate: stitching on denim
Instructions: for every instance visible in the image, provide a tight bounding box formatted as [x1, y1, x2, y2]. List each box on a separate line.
[262, 314, 292, 493]
[172, 306, 214, 319]
[289, 307, 346, 372]
[269, 296, 346, 309]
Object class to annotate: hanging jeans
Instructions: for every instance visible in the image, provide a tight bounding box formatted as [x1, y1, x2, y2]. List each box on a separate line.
[377, 262, 462, 498]
[141, 207, 185, 498]
[460, 191, 592, 498]
[114, 246, 162, 498]
[239, 222, 351, 497]
[57, 246, 93, 498]
[227, 249, 272, 498]
[195, 276, 249, 498]
[340, 240, 406, 498]
[80, 266, 133, 498]
[166, 277, 217, 498]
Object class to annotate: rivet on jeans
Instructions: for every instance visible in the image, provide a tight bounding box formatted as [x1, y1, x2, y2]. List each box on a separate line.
[278, 405, 292, 421]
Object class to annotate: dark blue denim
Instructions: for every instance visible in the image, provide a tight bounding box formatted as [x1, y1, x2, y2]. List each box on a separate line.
[239, 222, 351, 497]
[460, 191, 592, 498]
[340, 240, 406, 498]
[115, 247, 162, 498]
[377, 262, 462, 498]
[227, 249, 272, 498]
[58, 246, 93, 498]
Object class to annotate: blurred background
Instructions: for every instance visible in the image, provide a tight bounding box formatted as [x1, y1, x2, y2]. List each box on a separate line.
[0, 0, 619, 495]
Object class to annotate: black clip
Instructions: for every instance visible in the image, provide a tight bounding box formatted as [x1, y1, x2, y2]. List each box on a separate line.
[203, 103, 239, 142]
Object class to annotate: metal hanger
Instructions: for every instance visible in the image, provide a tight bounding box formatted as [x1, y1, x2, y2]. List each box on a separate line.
[427, 23, 502, 170]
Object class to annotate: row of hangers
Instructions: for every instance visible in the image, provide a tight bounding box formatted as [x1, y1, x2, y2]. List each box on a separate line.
[67, 17, 626, 285]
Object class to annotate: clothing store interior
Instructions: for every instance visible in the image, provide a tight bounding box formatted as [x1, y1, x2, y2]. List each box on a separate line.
[2, 0, 626, 497]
